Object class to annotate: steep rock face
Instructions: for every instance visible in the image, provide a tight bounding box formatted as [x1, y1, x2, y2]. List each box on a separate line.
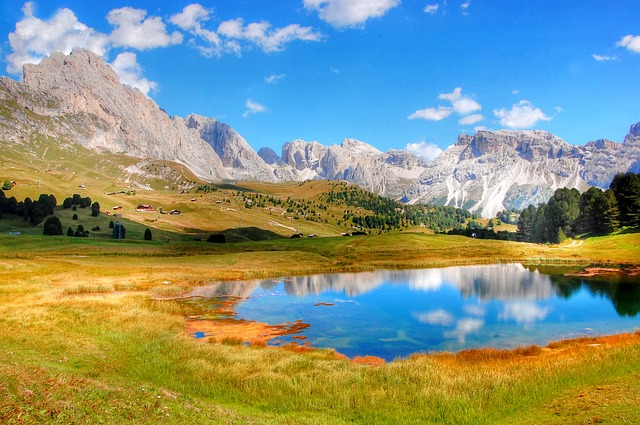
[578, 125, 640, 187]
[278, 139, 426, 199]
[403, 130, 592, 218]
[402, 123, 640, 217]
[185, 114, 276, 182]
[1, 49, 229, 180]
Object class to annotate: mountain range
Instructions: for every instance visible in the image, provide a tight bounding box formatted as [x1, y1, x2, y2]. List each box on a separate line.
[1, 49, 638, 218]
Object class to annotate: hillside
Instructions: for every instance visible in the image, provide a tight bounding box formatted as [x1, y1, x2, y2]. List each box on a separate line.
[1, 134, 478, 240]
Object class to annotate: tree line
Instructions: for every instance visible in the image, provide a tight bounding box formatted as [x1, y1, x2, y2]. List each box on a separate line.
[517, 172, 639, 243]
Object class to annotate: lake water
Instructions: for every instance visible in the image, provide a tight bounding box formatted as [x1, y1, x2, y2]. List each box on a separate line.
[185, 264, 640, 361]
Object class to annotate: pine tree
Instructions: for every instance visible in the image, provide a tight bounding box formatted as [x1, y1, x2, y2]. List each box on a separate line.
[610, 172, 640, 228]
[601, 189, 621, 234]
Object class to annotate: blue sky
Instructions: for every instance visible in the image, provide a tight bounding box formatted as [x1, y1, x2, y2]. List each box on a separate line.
[0, 1, 639, 160]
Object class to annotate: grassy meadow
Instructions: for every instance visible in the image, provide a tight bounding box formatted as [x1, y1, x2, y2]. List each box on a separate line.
[2, 137, 640, 424]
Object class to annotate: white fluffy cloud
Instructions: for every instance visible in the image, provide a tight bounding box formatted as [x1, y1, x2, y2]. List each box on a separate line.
[6, 2, 109, 74]
[414, 309, 454, 326]
[107, 7, 182, 50]
[424, 4, 439, 15]
[218, 18, 323, 54]
[265, 73, 286, 84]
[460, 1, 471, 15]
[408, 87, 482, 124]
[617, 34, 640, 53]
[243, 99, 268, 117]
[110, 52, 158, 96]
[408, 106, 453, 121]
[303, 0, 400, 28]
[499, 302, 549, 324]
[405, 141, 443, 161]
[439, 87, 481, 114]
[458, 113, 483, 125]
[592, 54, 617, 62]
[493, 100, 552, 129]
[170, 3, 221, 55]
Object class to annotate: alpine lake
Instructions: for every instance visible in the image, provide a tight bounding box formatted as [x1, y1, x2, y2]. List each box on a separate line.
[181, 263, 640, 361]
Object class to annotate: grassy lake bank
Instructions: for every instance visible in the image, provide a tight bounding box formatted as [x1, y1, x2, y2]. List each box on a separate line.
[1, 232, 639, 424]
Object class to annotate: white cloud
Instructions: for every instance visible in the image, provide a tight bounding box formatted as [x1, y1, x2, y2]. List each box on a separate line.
[110, 52, 158, 97]
[424, 4, 439, 15]
[6, 5, 109, 74]
[170, 4, 222, 56]
[408, 106, 453, 121]
[405, 141, 443, 161]
[170, 3, 210, 30]
[444, 318, 483, 343]
[439, 87, 481, 114]
[265, 73, 286, 84]
[414, 309, 454, 326]
[463, 304, 485, 317]
[459, 113, 483, 125]
[616, 34, 640, 53]
[499, 302, 549, 325]
[493, 100, 552, 129]
[592, 54, 618, 61]
[217, 18, 323, 53]
[107, 7, 182, 50]
[330, 66, 340, 74]
[243, 99, 268, 117]
[460, 1, 471, 15]
[303, 0, 400, 28]
[409, 87, 481, 123]
[22, 1, 34, 16]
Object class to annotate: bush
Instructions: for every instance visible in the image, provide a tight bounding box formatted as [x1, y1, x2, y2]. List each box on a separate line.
[67, 227, 74, 237]
[207, 233, 226, 243]
[72, 213, 78, 220]
[43, 216, 63, 235]
[74, 225, 87, 237]
[144, 228, 152, 241]
[91, 201, 100, 217]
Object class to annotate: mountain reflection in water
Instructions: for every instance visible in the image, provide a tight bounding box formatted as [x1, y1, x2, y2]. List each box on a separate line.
[184, 264, 640, 360]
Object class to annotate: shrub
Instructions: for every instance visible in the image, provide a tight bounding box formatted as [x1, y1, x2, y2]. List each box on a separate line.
[72, 213, 78, 220]
[91, 201, 100, 217]
[67, 227, 74, 237]
[144, 228, 152, 241]
[207, 233, 226, 243]
[74, 225, 86, 237]
[43, 216, 63, 235]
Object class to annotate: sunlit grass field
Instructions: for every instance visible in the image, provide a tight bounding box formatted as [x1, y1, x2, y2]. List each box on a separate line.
[1, 230, 639, 424]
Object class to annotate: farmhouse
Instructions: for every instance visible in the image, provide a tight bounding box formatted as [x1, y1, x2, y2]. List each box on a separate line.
[136, 204, 155, 212]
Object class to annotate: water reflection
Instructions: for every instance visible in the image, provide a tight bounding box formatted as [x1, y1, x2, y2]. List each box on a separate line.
[184, 263, 640, 360]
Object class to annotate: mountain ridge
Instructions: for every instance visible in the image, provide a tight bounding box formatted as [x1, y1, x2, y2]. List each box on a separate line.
[1, 49, 638, 218]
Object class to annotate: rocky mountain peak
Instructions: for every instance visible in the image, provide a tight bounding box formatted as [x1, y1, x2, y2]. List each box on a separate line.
[340, 138, 382, 155]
